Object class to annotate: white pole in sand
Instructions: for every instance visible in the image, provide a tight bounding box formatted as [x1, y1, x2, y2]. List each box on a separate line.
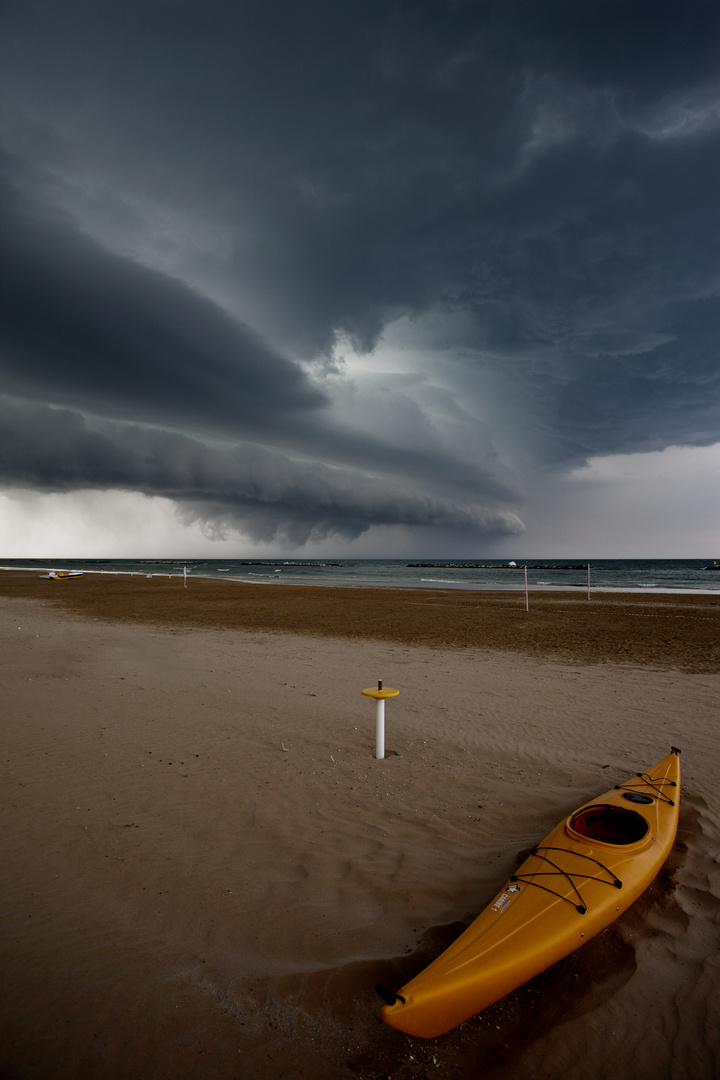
[361, 680, 400, 759]
[376, 696, 386, 759]
[587, 563, 591, 601]
[183, 565, 187, 588]
[524, 565, 529, 611]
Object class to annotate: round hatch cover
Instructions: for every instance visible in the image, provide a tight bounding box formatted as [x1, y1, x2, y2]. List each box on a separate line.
[622, 792, 654, 804]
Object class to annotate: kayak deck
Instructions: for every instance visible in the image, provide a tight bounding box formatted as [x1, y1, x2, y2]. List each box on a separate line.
[380, 749, 680, 1038]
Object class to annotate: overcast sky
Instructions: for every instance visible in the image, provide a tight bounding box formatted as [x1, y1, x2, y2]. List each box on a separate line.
[1, 0, 718, 558]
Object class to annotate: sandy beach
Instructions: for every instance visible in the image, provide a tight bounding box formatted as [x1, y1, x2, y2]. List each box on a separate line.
[1, 571, 718, 1079]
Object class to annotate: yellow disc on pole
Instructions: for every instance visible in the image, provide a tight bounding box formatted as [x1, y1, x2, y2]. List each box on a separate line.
[361, 687, 399, 699]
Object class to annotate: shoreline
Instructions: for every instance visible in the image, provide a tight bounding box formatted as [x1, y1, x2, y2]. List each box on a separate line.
[3, 563, 720, 599]
[1, 565, 720, 600]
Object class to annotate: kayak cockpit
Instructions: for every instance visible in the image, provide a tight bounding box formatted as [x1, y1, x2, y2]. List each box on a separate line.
[567, 804, 649, 845]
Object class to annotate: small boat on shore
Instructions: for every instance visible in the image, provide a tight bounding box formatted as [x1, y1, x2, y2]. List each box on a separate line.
[42, 570, 84, 580]
[379, 748, 681, 1038]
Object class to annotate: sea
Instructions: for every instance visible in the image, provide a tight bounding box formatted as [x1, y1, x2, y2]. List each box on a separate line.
[2, 558, 719, 594]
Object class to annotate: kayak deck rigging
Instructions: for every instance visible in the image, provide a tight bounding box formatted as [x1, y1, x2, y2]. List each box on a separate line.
[615, 770, 677, 805]
[510, 846, 623, 914]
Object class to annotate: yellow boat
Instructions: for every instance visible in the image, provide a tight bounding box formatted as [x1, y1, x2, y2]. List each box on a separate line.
[380, 748, 681, 1038]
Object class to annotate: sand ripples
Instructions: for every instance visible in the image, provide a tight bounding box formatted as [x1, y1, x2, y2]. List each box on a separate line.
[2, 605, 719, 1077]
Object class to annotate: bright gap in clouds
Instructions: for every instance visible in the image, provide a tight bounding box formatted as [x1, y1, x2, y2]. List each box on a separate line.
[325, 321, 511, 477]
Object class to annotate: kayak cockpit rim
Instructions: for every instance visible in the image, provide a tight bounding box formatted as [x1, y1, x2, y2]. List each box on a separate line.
[566, 803, 650, 846]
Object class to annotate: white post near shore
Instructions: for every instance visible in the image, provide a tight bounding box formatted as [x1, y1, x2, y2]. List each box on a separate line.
[524, 565, 529, 611]
[183, 565, 187, 588]
[361, 680, 400, 759]
[587, 563, 591, 601]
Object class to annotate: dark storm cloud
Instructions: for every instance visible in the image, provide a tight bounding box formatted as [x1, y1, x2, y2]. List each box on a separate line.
[0, 162, 324, 430]
[455, 131, 720, 463]
[0, 158, 518, 506]
[0, 398, 523, 543]
[0, 0, 718, 542]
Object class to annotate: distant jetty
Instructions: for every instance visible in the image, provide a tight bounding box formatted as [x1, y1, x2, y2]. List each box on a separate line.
[407, 563, 588, 570]
[237, 561, 341, 567]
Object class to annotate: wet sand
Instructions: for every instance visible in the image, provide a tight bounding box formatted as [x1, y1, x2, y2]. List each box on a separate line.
[1, 572, 718, 1078]
[1, 570, 718, 669]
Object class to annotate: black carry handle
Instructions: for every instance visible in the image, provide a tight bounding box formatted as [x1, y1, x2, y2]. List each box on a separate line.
[376, 984, 405, 1006]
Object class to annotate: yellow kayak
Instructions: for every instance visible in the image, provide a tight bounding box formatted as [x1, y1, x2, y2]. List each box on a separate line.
[380, 748, 681, 1038]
